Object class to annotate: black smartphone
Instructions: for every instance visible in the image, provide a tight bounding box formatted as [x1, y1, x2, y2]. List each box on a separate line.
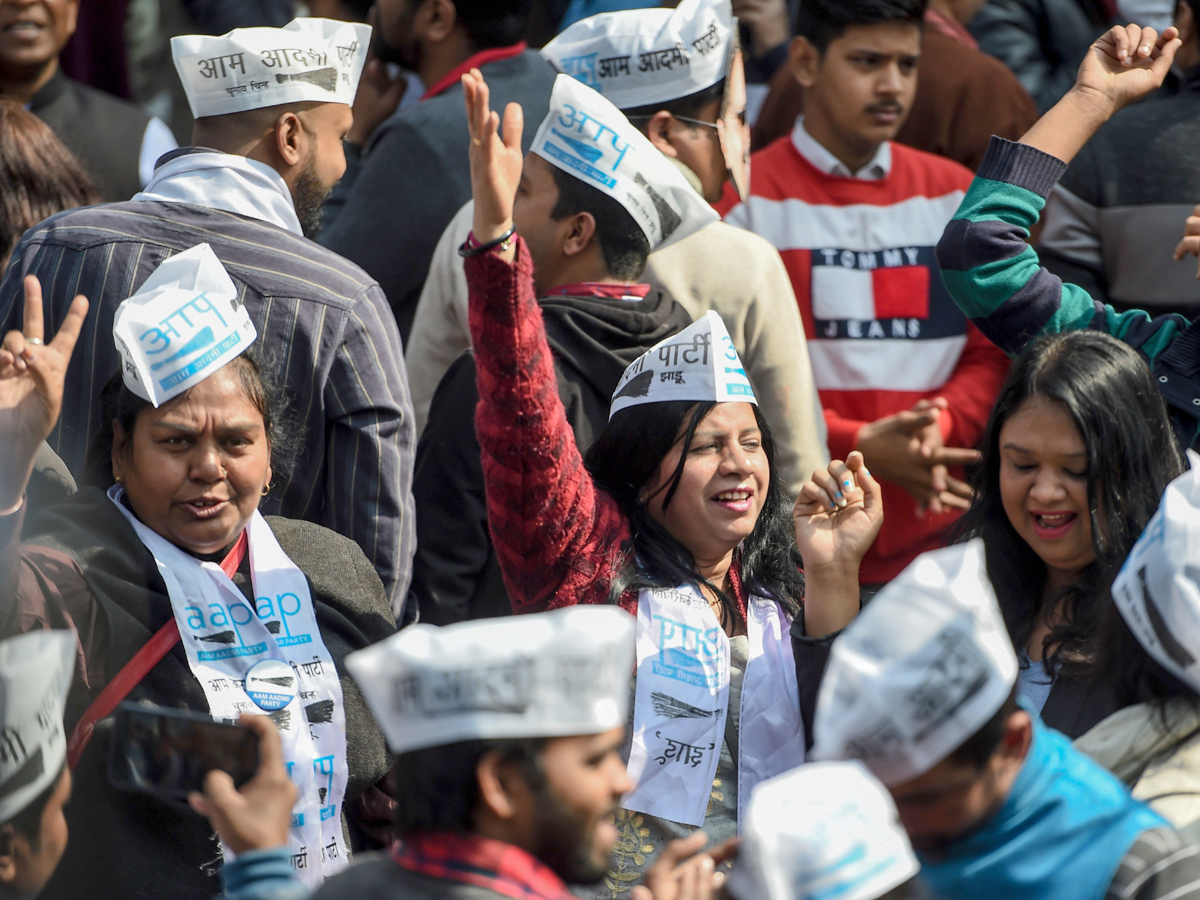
[108, 702, 260, 802]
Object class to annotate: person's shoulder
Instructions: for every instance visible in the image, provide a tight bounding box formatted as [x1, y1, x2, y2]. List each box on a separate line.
[61, 76, 152, 126]
[1107, 827, 1200, 900]
[264, 516, 392, 617]
[889, 142, 974, 193]
[308, 852, 404, 900]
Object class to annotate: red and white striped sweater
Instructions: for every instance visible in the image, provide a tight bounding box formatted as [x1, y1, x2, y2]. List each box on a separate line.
[723, 129, 1009, 583]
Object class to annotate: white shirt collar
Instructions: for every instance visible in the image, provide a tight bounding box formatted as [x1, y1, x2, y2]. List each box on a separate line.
[790, 116, 892, 181]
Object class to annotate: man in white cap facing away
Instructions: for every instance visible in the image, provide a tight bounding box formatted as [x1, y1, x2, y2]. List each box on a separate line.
[0, 631, 75, 900]
[407, 0, 828, 494]
[0, 18, 418, 619]
[310, 607, 728, 900]
[725, 761, 924, 900]
[405, 69, 717, 624]
[812, 540, 1200, 900]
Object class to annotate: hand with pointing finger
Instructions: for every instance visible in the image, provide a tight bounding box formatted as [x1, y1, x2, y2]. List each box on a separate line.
[0, 275, 88, 512]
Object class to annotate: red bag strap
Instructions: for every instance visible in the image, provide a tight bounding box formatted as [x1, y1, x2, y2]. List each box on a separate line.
[66, 530, 249, 771]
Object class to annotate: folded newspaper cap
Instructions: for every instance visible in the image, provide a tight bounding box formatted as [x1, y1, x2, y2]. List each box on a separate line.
[812, 539, 1018, 786]
[609, 310, 756, 419]
[1112, 452, 1200, 696]
[532, 74, 718, 252]
[113, 243, 257, 408]
[542, 0, 734, 111]
[726, 761, 919, 900]
[345, 606, 636, 755]
[172, 18, 370, 118]
[0, 631, 75, 825]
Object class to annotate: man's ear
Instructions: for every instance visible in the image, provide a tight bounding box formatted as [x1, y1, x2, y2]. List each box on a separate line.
[998, 710, 1034, 767]
[273, 112, 307, 169]
[643, 110, 679, 157]
[111, 419, 130, 484]
[0, 824, 21, 888]
[788, 35, 821, 90]
[476, 751, 521, 822]
[419, 0, 459, 45]
[561, 212, 598, 258]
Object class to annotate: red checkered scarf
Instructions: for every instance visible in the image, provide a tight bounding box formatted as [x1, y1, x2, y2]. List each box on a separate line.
[392, 833, 580, 900]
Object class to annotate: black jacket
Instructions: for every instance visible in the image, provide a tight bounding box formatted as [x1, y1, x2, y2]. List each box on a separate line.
[408, 287, 692, 625]
[30, 68, 151, 202]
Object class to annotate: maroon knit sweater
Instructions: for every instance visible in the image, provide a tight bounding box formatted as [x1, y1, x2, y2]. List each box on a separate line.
[465, 239, 750, 617]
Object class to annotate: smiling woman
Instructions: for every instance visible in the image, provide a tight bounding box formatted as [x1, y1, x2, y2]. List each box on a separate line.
[954, 330, 1185, 737]
[0, 258, 395, 900]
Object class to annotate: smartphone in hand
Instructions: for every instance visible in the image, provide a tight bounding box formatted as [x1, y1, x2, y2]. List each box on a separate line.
[108, 702, 260, 803]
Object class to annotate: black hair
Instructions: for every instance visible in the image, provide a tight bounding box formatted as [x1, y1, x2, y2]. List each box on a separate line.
[453, 0, 533, 50]
[549, 166, 652, 282]
[946, 688, 1019, 771]
[621, 79, 728, 123]
[794, 0, 927, 54]
[391, 738, 546, 837]
[954, 331, 1185, 678]
[2, 763, 64, 848]
[1094, 592, 1200, 713]
[584, 401, 804, 627]
[1186, 0, 1200, 47]
[82, 349, 293, 490]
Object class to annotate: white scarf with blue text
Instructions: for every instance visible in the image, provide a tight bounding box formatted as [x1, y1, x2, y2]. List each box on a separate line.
[108, 487, 349, 887]
[624, 583, 806, 827]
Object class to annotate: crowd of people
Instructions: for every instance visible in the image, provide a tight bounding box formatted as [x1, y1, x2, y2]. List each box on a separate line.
[6, 0, 1200, 898]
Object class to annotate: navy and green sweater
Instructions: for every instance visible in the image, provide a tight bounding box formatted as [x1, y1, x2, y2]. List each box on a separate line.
[936, 136, 1200, 449]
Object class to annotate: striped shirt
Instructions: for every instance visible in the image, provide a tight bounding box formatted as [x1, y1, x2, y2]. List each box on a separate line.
[0, 200, 415, 615]
[1107, 828, 1200, 900]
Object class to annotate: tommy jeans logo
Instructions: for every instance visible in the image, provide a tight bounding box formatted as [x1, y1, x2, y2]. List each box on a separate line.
[810, 246, 932, 325]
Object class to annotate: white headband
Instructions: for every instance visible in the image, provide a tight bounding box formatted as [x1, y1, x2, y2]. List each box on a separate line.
[609, 310, 756, 419]
[542, 0, 734, 111]
[812, 540, 1019, 785]
[0, 631, 75, 825]
[345, 606, 636, 755]
[531, 74, 718, 252]
[113, 243, 256, 408]
[172, 18, 370, 118]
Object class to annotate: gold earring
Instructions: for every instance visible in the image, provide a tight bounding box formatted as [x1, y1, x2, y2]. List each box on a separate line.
[261, 483, 271, 496]
[114, 475, 122, 485]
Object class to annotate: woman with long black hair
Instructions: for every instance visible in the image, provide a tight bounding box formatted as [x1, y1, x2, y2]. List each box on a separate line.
[459, 69, 882, 898]
[955, 329, 1185, 737]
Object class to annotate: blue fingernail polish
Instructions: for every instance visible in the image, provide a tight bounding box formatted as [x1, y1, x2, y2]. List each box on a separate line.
[835, 491, 844, 500]
[843, 480, 853, 489]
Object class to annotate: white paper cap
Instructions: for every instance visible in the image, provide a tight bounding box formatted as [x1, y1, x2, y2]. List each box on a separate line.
[542, 0, 734, 111]
[726, 761, 920, 900]
[609, 310, 756, 418]
[531, 74, 718, 252]
[345, 606, 636, 754]
[113, 243, 257, 408]
[172, 18, 370, 118]
[1112, 452, 1200, 696]
[812, 540, 1019, 786]
[0, 631, 75, 825]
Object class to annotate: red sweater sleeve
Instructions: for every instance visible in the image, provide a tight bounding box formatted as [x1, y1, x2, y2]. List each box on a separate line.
[465, 240, 636, 615]
[936, 322, 1011, 449]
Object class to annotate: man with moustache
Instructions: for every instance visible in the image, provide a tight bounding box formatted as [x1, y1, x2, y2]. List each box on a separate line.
[0, 19, 417, 618]
[721, 0, 1009, 594]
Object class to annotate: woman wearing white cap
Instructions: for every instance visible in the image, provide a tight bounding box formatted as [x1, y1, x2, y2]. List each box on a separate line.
[460, 69, 883, 895]
[0, 259, 394, 900]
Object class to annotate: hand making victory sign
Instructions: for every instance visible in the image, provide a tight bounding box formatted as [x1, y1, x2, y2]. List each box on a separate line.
[464, 68, 524, 261]
[0, 276, 88, 513]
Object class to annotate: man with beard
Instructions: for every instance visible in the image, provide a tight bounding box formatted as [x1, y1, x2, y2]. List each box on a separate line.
[311, 607, 729, 900]
[0, 18, 417, 619]
[809, 540, 1200, 900]
[721, 0, 1010, 596]
[318, 0, 556, 340]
